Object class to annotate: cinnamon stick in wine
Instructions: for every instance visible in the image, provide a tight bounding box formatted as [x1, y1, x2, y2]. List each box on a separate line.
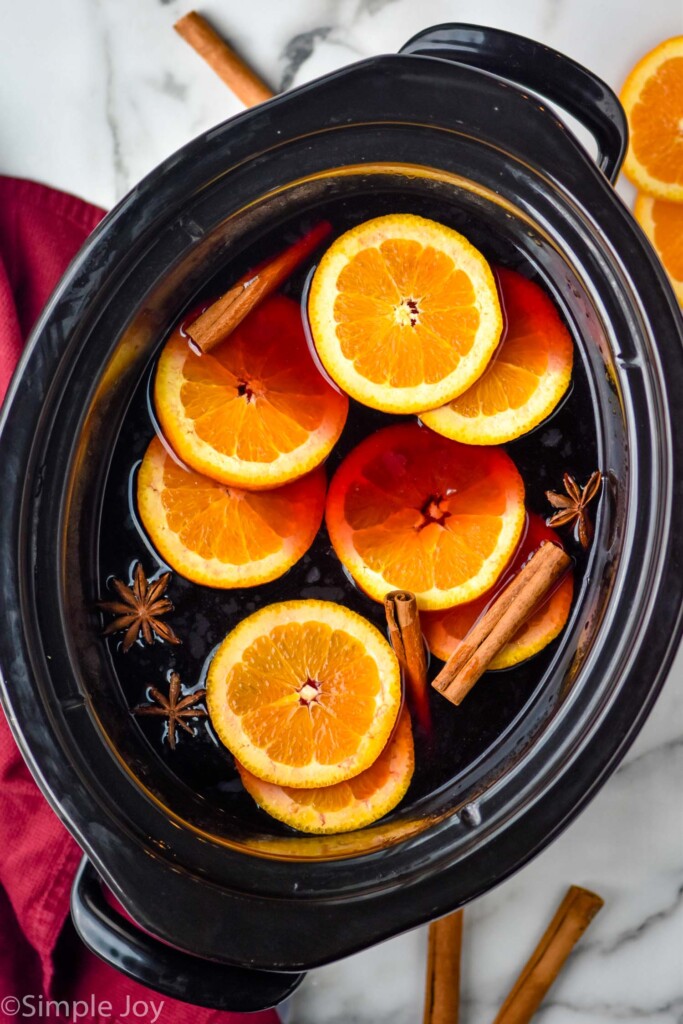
[174, 12, 274, 107]
[432, 542, 571, 705]
[186, 221, 333, 353]
[422, 910, 463, 1024]
[492, 886, 604, 1024]
[385, 591, 431, 732]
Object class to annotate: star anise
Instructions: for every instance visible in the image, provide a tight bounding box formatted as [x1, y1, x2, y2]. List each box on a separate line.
[545, 470, 602, 549]
[132, 673, 207, 750]
[99, 562, 181, 653]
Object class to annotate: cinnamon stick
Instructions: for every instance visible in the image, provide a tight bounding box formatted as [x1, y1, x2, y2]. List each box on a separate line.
[492, 886, 604, 1024]
[432, 542, 571, 705]
[423, 910, 463, 1024]
[385, 591, 431, 733]
[174, 12, 274, 107]
[186, 221, 333, 353]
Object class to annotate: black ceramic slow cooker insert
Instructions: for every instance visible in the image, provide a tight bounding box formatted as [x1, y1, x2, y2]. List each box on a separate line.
[1, 25, 682, 1013]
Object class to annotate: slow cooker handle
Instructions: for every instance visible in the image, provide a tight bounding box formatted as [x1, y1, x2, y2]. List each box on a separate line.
[400, 23, 627, 183]
[70, 857, 305, 1011]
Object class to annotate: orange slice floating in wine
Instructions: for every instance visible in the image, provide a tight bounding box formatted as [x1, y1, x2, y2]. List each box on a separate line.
[237, 711, 414, 834]
[325, 423, 525, 610]
[137, 436, 326, 588]
[154, 294, 348, 490]
[422, 268, 573, 444]
[308, 213, 503, 414]
[206, 600, 401, 788]
[422, 514, 574, 669]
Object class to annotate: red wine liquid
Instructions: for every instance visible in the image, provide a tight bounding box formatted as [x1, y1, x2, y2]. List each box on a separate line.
[97, 193, 598, 836]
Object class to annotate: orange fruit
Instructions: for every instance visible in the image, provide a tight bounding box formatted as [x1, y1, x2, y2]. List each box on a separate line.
[620, 37, 683, 200]
[237, 711, 414, 834]
[206, 600, 401, 788]
[308, 213, 503, 414]
[137, 436, 326, 588]
[325, 423, 525, 610]
[422, 514, 574, 668]
[154, 294, 348, 490]
[422, 268, 573, 444]
[634, 193, 683, 303]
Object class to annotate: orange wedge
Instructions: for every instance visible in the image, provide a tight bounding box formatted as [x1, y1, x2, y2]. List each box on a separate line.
[422, 268, 573, 444]
[620, 37, 683, 201]
[237, 711, 414, 834]
[325, 423, 525, 610]
[137, 436, 326, 588]
[308, 213, 503, 414]
[422, 514, 574, 668]
[634, 194, 683, 303]
[206, 600, 401, 788]
[154, 294, 348, 490]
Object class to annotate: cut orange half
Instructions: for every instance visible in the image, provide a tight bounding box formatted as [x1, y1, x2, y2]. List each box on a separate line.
[308, 213, 503, 414]
[206, 600, 401, 788]
[422, 268, 573, 444]
[634, 193, 683, 303]
[137, 436, 326, 588]
[620, 37, 683, 201]
[325, 423, 525, 610]
[154, 294, 348, 490]
[237, 711, 414, 834]
[422, 514, 574, 668]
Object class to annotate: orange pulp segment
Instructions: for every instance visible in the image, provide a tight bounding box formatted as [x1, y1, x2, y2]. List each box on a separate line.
[154, 294, 348, 490]
[237, 711, 414, 834]
[308, 213, 503, 414]
[206, 600, 401, 788]
[422, 268, 573, 444]
[634, 193, 683, 303]
[325, 423, 525, 610]
[137, 436, 326, 588]
[422, 514, 574, 668]
[620, 37, 683, 200]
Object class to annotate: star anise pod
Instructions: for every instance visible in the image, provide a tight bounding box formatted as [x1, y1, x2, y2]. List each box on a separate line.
[545, 470, 602, 549]
[132, 673, 207, 750]
[99, 562, 181, 653]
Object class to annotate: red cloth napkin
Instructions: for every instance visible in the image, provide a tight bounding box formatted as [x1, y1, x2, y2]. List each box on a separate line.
[0, 176, 282, 1024]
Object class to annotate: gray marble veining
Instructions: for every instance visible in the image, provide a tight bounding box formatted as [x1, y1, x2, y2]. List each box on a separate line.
[279, 26, 334, 89]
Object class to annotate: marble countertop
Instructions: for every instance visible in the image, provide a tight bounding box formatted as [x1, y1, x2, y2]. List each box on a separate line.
[3, 1, 682, 1021]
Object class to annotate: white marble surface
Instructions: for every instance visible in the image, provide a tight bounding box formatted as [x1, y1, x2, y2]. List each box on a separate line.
[3, 1, 683, 1021]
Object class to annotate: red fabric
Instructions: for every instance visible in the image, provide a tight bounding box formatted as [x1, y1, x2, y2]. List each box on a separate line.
[0, 177, 281, 1023]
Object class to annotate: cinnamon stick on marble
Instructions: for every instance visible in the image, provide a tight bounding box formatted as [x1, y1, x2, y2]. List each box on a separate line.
[492, 886, 604, 1024]
[185, 221, 333, 353]
[174, 11, 274, 106]
[423, 910, 464, 1024]
[385, 591, 431, 732]
[175, 16, 332, 353]
[432, 542, 571, 706]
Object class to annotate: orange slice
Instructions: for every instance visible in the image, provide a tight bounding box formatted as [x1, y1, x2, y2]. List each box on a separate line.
[154, 294, 348, 490]
[634, 193, 683, 303]
[620, 37, 683, 201]
[137, 436, 326, 588]
[325, 423, 525, 610]
[422, 514, 574, 668]
[206, 600, 401, 788]
[237, 711, 414, 834]
[422, 268, 573, 444]
[308, 213, 503, 414]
